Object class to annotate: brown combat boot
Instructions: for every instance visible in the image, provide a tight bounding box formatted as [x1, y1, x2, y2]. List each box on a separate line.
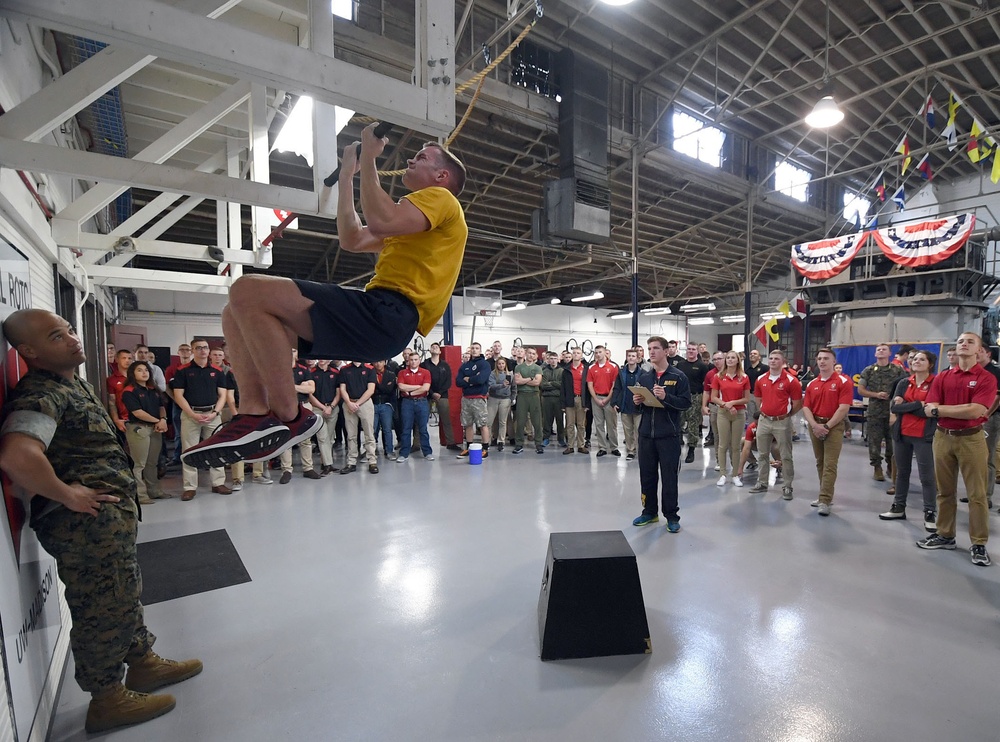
[85, 684, 175, 733]
[873, 465, 885, 482]
[125, 650, 204, 693]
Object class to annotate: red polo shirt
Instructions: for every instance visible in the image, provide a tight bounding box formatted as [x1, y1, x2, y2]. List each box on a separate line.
[899, 374, 935, 438]
[106, 368, 129, 421]
[926, 364, 997, 430]
[803, 373, 853, 419]
[754, 370, 802, 417]
[588, 361, 618, 396]
[704, 367, 718, 396]
[744, 421, 757, 442]
[568, 363, 585, 396]
[397, 367, 431, 398]
[711, 372, 750, 410]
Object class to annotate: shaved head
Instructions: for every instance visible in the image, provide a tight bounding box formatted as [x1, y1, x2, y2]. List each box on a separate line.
[3, 309, 85, 378]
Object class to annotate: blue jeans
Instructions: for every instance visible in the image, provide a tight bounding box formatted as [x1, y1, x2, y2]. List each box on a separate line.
[400, 398, 432, 457]
[373, 402, 395, 454]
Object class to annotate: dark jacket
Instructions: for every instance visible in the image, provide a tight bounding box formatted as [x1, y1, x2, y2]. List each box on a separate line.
[372, 368, 397, 406]
[613, 364, 643, 414]
[540, 365, 564, 398]
[889, 376, 937, 442]
[420, 358, 453, 396]
[456, 357, 491, 397]
[636, 366, 691, 438]
[560, 361, 590, 407]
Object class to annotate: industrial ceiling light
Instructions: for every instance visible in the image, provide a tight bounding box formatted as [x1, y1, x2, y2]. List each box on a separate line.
[570, 291, 605, 302]
[688, 317, 715, 326]
[721, 315, 746, 323]
[805, 0, 843, 129]
[609, 312, 634, 320]
[680, 302, 715, 312]
[506, 302, 527, 311]
[597, 0, 635, 6]
[550, 297, 562, 305]
[641, 307, 672, 316]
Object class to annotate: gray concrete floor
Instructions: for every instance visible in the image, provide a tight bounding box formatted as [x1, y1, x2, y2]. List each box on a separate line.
[48, 433, 1000, 741]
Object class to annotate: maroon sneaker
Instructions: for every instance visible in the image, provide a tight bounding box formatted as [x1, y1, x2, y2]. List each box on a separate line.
[243, 406, 323, 464]
[181, 414, 289, 470]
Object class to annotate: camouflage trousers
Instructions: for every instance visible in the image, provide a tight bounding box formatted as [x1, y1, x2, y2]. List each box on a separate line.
[682, 393, 704, 447]
[867, 412, 894, 467]
[33, 497, 154, 693]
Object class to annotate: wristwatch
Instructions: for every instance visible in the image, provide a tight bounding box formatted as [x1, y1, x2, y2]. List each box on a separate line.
[931, 407, 939, 417]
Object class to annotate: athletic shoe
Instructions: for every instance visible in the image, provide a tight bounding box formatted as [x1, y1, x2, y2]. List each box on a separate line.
[745, 462, 758, 472]
[749, 483, 768, 494]
[714, 465, 721, 472]
[817, 502, 831, 516]
[457, 449, 470, 459]
[716, 476, 727, 486]
[252, 474, 273, 485]
[879, 503, 906, 520]
[535, 447, 544, 454]
[482, 448, 489, 458]
[231, 480, 243, 492]
[180, 413, 289, 470]
[596, 450, 607, 457]
[542, 438, 550, 447]
[971, 544, 991, 566]
[245, 406, 323, 463]
[512, 446, 524, 454]
[923, 510, 937, 532]
[626, 453, 636, 461]
[396, 456, 408, 463]
[733, 476, 743, 487]
[781, 487, 793, 501]
[916, 534, 957, 550]
[810, 499, 820, 507]
[611, 449, 621, 457]
[666, 520, 681, 533]
[425, 454, 435, 461]
[632, 513, 659, 527]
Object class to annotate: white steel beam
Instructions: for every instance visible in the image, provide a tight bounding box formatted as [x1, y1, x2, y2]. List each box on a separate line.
[2, 0, 453, 136]
[85, 264, 233, 295]
[68, 233, 262, 266]
[0, 0, 241, 142]
[0, 137, 319, 215]
[55, 81, 251, 225]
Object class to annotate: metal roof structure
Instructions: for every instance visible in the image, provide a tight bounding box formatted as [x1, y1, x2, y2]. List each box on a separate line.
[2, 0, 999, 316]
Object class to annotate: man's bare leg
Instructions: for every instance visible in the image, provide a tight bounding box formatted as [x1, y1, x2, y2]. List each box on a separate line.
[226, 275, 314, 421]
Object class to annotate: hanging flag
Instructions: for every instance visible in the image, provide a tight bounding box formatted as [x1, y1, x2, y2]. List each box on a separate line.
[892, 185, 905, 211]
[874, 172, 886, 202]
[968, 120, 984, 163]
[791, 232, 867, 280]
[777, 299, 793, 318]
[872, 213, 975, 267]
[793, 293, 808, 317]
[941, 92, 960, 151]
[917, 153, 933, 180]
[992, 148, 1000, 185]
[866, 212, 879, 230]
[753, 321, 769, 348]
[765, 318, 779, 342]
[924, 95, 935, 129]
[896, 136, 911, 175]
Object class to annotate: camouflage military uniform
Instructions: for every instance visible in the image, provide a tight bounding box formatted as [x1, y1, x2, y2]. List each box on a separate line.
[859, 362, 908, 468]
[1, 369, 154, 693]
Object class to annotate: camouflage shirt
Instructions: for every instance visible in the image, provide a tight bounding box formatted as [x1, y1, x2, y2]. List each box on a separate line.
[859, 362, 907, 417]
[1, 369, 137, 523]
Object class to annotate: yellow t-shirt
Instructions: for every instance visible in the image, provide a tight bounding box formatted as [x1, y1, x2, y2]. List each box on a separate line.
[365, 186, 468, 337]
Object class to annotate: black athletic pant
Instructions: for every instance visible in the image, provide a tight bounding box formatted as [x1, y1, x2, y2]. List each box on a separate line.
[638, 435, 681, 522]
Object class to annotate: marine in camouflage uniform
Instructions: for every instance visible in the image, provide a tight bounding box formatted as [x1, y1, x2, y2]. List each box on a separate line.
[0, 309, 200, 734]
[859, 355, 907, 474]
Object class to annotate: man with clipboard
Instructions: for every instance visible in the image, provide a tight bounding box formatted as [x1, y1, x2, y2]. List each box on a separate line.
[630, 336, 692, 532]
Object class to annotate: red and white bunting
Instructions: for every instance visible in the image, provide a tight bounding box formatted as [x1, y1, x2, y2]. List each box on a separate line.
[871, 213, 975, 267]
[790, 232, 867, 280]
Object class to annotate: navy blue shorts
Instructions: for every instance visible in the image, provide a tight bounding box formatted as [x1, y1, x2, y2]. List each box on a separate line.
[292, 280, 418, 362]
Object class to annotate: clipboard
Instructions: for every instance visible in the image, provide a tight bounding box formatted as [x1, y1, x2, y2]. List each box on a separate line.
[629, 385, 663, 408]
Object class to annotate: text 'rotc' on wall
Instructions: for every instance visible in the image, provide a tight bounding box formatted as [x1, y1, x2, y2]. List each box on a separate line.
[0, 266, 30, 310]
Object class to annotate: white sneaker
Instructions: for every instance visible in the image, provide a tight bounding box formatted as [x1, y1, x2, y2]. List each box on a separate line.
[818, 502, 831, 516]
[425, 454, 435, 461]
[396, 456, 408, 463]
[733, 476, 743, 487]
[252, 475, 273, 485]
[714, 465, 721, 471]
[231, 480, 243, 491]
[716, 476, 727, 486]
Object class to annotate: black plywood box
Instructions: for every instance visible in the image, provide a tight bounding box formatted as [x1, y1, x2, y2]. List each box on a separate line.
[537, 530, 651, 661]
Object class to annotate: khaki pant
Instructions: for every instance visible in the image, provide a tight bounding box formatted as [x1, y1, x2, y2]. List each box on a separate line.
[233, 460, 267, 483]
[433, 396, 456, 446]
[345, 399, 376, 465]
[809, 421, 844, 504]
[591, 399, 619, 452]
[565, 396, 587, 449]
[281, 402, 315, 472]
[716, 408, 745, 476]
[181, 413, 225, 491]
[124, 423, 164, 499]
[934, 429, 989, 545]
[709, 403, 719, 462]
[755, 415, 795, 489]
[487, 397, 512, 441]
[316, 406, 340, 467]
[621, 412, 641, 456]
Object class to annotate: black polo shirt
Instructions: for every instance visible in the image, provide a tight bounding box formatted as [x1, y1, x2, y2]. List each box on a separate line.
[339, 363, 377, 401]
[169, 362, 225, 407]
[292, 363, 313, 404]
[746, 362, 767, 393]
[675, 358, 711, 392]
[312, 366, 340, 404]
[982, 362, 1000, 417]
[121, 384, 163, 421]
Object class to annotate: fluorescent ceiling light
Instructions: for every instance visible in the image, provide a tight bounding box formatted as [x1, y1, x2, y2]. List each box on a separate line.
[760, 312, 790, 320]
[272, 96, 354, 166]
[570, 291, 605, 303]
[641, 307, 672, 315]
[550, 297, 562, 305]
[609, 312, 634, 320]
[721, 315, 746, 323]
[680, 302, 716, 312]
[688, 317, 715, 325]
[506, 302, 527, 311]
[598, 0, 635, 5]
[805, 94, 844, 128]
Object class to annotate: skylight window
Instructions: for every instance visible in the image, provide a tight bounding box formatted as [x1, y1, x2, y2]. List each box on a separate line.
[775, 161, 811, 202]
[671, 110, 725, 168]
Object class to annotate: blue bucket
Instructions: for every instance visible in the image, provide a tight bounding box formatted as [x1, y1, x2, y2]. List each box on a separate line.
[468, 443, 483, 465]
